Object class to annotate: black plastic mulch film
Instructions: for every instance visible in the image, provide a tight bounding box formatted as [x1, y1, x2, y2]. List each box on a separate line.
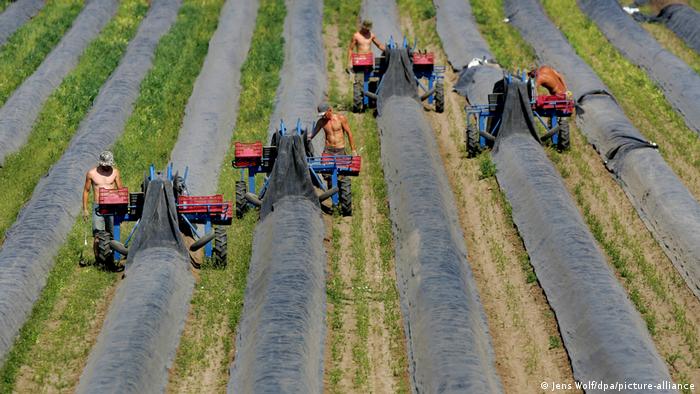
[634, 1, 700, 55]
[494, 79, 672, 389]
[228, 0, 327, 392]
[577, 0, 700, 135]
[77, 179, 191, 393]
[368, 1, 502, 391]
[0, 0, 44, 48]
[506, 0, 700, 305]
[0, 0, 181, 364]
[0, 0, 119, 165]
[228, 135, 326, 393]
[77, 1, 259, 392]
[657, 3, 700, 54]
[435, 0, 674, 387]
[170, 0, 259, 195]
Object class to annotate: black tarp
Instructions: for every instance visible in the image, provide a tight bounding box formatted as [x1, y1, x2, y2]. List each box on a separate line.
[491, 79, 673, 389]
[268, 0, 326, 153]
[228, 134, 325, 393]
[77, 178, 191, 393]
[434, 0, 492, 70]
[436, 0, 676, 386]
[577, 0, 700, 135]
[656, 4, 700, 54]
[0, 0, 120, 165]
[506, 0, 700, 304]
[228, 0, 327, 391]
[0, 0, 44, 48]
[376, 45, 502, 393]
[170, 0, 258, 195]
[0, 0, 181, 363]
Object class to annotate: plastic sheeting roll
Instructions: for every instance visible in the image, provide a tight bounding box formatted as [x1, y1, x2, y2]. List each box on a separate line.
[228, 135, 325, 393]
[657, 4, 700, 54]
[228, 0, 328, 390]
[433, 0, 492, 70]
[0, 0, 181, 364]
[267, 0, 325, 152]
[577, 0, 700, 135]
[506, 0, 700, 305]
[492, 80, 673, 389]
[376, 41, 502, 392]
[0, 0, 44, 47]
[0, 0, 120, 165]
[169, 0, 259, 195]
[77, 179, 192, 393]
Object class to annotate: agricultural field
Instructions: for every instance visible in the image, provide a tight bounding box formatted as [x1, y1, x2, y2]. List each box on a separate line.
[0, 0, 698, 393]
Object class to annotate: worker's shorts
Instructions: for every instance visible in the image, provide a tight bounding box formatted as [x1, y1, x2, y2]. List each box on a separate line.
[323, 146, 347, 155]
[92, 204, 114, 235]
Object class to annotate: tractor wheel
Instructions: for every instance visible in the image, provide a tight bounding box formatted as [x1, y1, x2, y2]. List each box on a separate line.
[352, 74, 364, 113]
[466, 124, 481, 158]
[557, 118, 570, 152]
[235, 180, 247, 218]
[213, 226, 227, 268]
[94, 230, 114, 269]
[434, 80, 445, 113]
[338, 177, 352, 216]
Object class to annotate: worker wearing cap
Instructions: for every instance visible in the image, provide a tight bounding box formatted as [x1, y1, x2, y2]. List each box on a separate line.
[309, 103, 357, 156]
[82, 150, 123, 242]
[348, 19, 386, 70]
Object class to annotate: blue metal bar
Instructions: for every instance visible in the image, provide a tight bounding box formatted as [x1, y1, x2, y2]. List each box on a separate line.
[124, 219, 140, 248]
[113, 222, 122, 261]
[149, 164, 155, 181]
[183, 166, 189, 183]
[331, 169, 339, 206]
[204, 219, 212, 258]
[181, 214, 201, 239]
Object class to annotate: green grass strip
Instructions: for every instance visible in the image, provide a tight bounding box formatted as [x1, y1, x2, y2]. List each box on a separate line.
[0, 0, 11, 14]
[168, 0, 285, 387]
[469, 0, 535, 68]
[0, 0, 229, 390]
[0, 0, 84, 106]
[0, 0, 147, 244]
[542, 0, 700, 187]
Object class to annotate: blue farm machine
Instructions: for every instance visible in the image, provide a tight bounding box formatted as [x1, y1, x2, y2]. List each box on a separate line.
[351, 37, 445, 113]
[94, 164, 232, 268]
[232, 120, 362, 217]
[465, 72, 574, 157]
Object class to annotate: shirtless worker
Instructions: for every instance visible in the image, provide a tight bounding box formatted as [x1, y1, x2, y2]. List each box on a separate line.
[82, 150, 123, 269]
[348, 19, 386, 70]
[310, 103, 357, 157]
[528, 65, 572, 151]
[528, 64, 570, 97]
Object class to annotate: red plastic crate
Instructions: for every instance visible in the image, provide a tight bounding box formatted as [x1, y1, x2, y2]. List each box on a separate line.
[534, 94, 574, 113]
[98, 188, 129, 205]
[234, 142, 262, 168]
[412, 52, 434, 65]
[351, 53, 374, 67]
[178, 195, 226, 213]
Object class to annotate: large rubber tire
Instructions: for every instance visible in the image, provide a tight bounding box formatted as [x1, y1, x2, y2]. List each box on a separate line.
[466, 124, 481, 158]
[352, 74, 363, 113]
[235, 180, 247, 218]
[213, 226, 227, 268]
[94, 230, 114, 269]
[558, 118, 570, 152]
[338, 176, 352, 216]
[434, 80, 444, 113]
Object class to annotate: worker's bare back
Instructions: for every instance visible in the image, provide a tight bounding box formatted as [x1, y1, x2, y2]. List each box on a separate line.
[87, 167, 120, 202]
